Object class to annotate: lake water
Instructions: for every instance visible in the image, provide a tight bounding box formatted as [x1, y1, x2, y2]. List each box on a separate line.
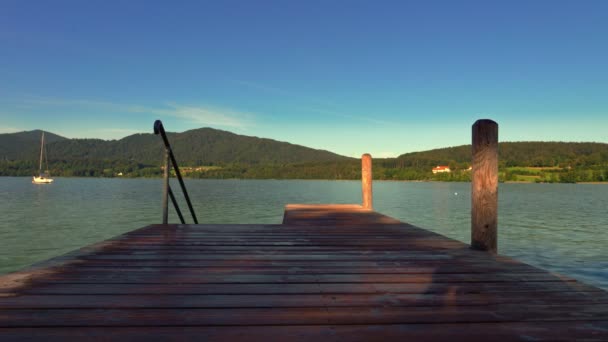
[1, 177, 606, 290]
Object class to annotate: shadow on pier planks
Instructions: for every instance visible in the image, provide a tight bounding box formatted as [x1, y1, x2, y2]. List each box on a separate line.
[0, 204, 607, 341]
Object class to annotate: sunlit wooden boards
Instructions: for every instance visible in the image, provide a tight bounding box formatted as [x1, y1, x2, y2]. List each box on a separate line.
[0, 205, 606, 340]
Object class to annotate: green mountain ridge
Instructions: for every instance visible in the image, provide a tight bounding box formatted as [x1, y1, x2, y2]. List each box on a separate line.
[0, 130, 68, 160]
[0, 127, 350, 165]
[396, 141, 608, 169]
[1, 128, 607, 182]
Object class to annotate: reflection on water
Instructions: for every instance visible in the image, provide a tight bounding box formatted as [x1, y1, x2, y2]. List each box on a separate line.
[0, 177, 606, 290]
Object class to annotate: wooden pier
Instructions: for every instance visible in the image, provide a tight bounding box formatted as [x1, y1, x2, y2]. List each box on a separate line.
[1, 204, 607, 341]
[2, 121, 607, 340]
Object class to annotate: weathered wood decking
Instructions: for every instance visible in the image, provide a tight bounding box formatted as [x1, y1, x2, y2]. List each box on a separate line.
[1, 204, 607, 341]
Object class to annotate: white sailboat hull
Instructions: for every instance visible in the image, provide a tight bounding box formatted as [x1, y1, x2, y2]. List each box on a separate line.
[33, 131, 54, 184]
[32, 176, 53, 184]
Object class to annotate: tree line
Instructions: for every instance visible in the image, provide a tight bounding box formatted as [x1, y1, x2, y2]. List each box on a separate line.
[2, 130, 608, 183]
[3, 158, 606, 183]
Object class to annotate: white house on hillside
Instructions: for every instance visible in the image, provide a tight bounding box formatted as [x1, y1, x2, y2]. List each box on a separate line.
[432, 165, 451, 174]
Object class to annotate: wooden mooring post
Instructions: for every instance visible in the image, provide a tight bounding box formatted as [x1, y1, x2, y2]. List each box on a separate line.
[361, 153, 373, 209]
[471, 119, 498, 253]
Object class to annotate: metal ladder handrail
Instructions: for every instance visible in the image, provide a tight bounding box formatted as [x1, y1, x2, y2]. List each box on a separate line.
[154, 120, 199, 224]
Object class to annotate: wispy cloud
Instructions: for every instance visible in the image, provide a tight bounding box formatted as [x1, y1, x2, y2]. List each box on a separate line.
[299, 107, 397, 126]
[0, 126, 22, 134]
[12, 95, 254, 129]
[148, 104, 253, 128]
[101, 128, 146, 135]
[232, 79, 400, 127]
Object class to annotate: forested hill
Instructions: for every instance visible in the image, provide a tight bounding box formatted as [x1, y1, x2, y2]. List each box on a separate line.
[394, 142, 608, 169]
[1, 127, 607, 182]
[0, 127, 349, 165]
[0, 130, 68, 159]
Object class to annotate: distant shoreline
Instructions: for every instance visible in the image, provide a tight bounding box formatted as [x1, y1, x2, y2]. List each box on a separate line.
[3, 175, 608, 184]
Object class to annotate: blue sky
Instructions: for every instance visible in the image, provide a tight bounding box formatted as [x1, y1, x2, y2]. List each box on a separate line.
[1, 1, 607, 158]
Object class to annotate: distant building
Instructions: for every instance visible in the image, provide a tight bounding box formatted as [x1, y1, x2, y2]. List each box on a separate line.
[432, 165, 451, 174]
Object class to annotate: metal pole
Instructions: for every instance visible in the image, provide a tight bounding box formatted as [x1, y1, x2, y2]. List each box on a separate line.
[168, 187, 186, 224]
[154, 120, 199, 224]
[162, 148, 170, 224]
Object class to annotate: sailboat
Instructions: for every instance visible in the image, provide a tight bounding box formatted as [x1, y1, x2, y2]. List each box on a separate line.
[32, 131, 54, 184]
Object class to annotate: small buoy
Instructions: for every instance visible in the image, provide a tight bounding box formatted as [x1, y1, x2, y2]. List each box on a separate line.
[454, 192, 458, 196]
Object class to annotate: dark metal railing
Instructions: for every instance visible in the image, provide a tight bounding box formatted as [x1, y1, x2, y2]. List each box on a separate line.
[154, 120, 199, 224]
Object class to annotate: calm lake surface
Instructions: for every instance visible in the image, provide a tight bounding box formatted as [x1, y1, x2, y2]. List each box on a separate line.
[1, 177, 606, 290]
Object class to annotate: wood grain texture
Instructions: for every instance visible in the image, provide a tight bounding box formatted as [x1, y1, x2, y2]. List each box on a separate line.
[1, 323, 607, 342]
[471, 119, 499, 252]
[361, 153, 373, 209]
[0, 204, 606, 341]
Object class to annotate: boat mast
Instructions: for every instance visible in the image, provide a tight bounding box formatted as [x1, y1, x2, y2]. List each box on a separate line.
[44, 134, 50, 173]
[39, 131, 45, 174]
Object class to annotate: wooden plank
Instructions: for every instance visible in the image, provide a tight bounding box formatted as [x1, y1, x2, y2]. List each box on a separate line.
[0, 204, 606, 341]
[1, 305, 608, 327]
[29, 271, 578, 284]
[1, 291, 607, 309]
[1, 322, 607, 341]
[77, 254, 456, 261]
[57, 266, 547, 276]
[10, 281, 604, 296]
[282, 204, 403, 226]
[51, 262, 548, 274]
[39, 259, 555, 271]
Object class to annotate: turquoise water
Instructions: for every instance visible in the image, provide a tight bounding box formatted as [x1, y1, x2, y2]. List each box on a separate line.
[1, 177, 606, 290]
